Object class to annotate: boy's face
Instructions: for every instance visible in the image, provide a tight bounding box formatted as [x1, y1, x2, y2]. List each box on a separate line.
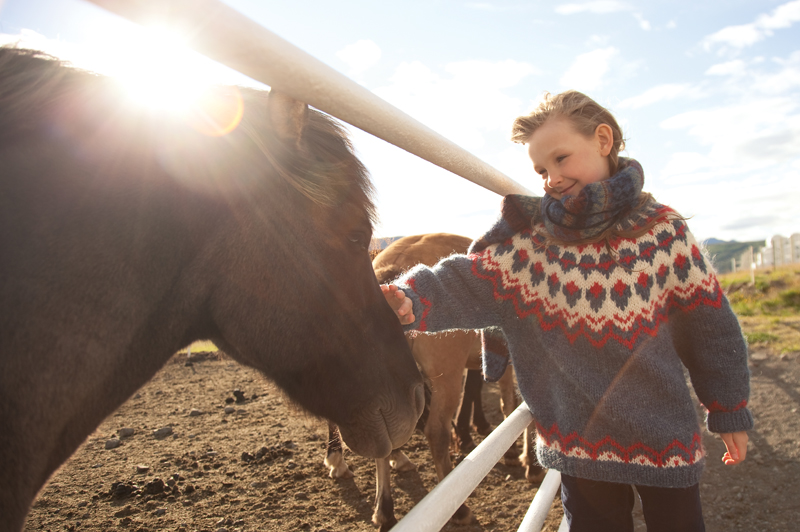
[526, 116, 613, 199]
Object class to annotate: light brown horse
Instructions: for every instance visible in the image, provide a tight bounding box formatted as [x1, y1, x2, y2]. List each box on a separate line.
[325, 233, 526, 529]
[0, 47, 424, 532]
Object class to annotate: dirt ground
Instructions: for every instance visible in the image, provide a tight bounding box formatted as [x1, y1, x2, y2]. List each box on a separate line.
[23, 345, 800, 532]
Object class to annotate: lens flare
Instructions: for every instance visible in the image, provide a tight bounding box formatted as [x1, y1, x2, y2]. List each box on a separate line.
[184, 86, 245, 137]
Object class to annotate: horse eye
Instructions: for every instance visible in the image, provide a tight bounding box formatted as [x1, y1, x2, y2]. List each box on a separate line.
[347, 231, 368, 250]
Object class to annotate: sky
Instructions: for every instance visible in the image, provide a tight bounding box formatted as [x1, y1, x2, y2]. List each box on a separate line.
[1, 0, 799, 244]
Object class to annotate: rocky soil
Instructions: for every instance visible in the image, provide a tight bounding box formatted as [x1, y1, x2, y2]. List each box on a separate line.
[22, 346, 800, 532]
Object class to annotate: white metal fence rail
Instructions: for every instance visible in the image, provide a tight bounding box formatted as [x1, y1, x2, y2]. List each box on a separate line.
[83, 1, 562, 530]
[86, 0, 532, 198]
[391, 403, 562, 532]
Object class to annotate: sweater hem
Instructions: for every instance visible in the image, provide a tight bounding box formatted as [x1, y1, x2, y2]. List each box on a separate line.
[538, 447, 705, 488]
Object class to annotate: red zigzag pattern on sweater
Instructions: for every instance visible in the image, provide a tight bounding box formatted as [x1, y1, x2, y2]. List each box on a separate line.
[535, 421, 704, 468]
[469, 217, 723, 349]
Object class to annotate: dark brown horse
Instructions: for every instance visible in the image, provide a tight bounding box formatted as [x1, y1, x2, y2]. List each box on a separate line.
[0, 48, 424, 532]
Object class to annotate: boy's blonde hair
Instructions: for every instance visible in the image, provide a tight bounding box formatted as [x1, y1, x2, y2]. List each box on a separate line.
[511, 90, 626, 176]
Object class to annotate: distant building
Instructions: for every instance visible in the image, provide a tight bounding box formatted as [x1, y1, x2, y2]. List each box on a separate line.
[759, 233, 800, 268]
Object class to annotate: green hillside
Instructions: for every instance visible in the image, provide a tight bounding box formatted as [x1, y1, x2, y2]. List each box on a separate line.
[705, 240, 765, 274]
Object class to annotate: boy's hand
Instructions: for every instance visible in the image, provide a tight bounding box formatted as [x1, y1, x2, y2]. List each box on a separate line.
[381, 284, 415, 325]
[721, 431, 748, 465]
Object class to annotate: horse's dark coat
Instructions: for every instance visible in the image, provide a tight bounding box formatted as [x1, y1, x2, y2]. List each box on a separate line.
[0, 48, 423, 532]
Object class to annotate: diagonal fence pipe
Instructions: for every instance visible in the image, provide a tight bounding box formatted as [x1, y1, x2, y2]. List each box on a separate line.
[518, 467, 562, 532]
[84, 0, 534, 199]
[82, 1, 561, 530]
[391, 402, 535, 532]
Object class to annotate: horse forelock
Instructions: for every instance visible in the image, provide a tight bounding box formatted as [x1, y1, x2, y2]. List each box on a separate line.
[240, 94, 377, 228]
[0, 46, 377, 229]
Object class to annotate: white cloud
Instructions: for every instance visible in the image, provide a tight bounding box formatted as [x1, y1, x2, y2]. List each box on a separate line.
[618, 83, 701, 109]
[376, 59, 537, 150]
[660, 98, 800, 163]
[466, 2, 501, 10]
[634, 13, 651, 31]
[555, 1, 650, 29]
[649, 47, 800, 242]
[705, 59, 747, 76]
[653, 168, 800, 242]
[702, 0, 800, 52]
[555, 1, 631, 15]
[336, 39, 382, 78]
[753, 51, 800, 94]
[658, 152, 716, 184]
[703, 53, 800, 93]
[560, 47, 618, 91]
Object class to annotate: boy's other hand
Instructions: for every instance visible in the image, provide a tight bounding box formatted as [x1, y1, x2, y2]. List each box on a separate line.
[721, 431, 748, 465]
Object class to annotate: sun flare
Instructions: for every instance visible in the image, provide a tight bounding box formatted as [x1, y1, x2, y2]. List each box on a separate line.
[113, 27, 209, 110]
[98, 26, 244, 135]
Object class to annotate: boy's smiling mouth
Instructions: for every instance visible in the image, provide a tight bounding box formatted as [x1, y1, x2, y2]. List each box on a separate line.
[559, 182, 576, 195]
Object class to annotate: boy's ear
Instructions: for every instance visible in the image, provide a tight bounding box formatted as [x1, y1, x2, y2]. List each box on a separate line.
[595, 123, 614, 157]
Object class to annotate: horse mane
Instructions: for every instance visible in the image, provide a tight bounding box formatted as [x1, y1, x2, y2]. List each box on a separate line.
[0, 45, 376, 226]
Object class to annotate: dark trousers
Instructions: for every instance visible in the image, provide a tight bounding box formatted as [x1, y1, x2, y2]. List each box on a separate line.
[561, 474, 705, 532]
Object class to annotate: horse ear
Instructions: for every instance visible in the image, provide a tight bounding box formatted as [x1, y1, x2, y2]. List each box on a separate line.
[267, 89, 308, 146]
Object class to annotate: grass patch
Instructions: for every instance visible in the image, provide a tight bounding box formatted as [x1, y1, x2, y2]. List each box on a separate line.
[177, 340, 219, 354]
[720, 263, 800, 354]
[744, 331, 779, 344]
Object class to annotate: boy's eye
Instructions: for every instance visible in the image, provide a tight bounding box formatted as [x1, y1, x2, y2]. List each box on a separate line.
[556, 155, 567, 163]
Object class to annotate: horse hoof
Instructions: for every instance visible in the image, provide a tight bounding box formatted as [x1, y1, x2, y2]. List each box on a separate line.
[526, 466, 547, 484]
[324, 457, 354, 479]
[391, 460, 417, 472]
[329, 466, 353, 479]
[475, 423, 492, 436]
[459, 438, 477, 454]
[452, 503, 474, 525]
[389, 452, 417, 472]
[377, 516, 398, 531]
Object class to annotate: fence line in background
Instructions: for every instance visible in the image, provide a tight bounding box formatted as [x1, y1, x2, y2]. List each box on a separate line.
[81, 2, 560, 530]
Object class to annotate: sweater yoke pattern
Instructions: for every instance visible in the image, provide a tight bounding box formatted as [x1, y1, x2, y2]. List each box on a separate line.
[467, 211, 724, 350]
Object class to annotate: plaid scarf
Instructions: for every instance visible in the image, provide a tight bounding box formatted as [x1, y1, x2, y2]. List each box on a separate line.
[540, 157, 644, 242]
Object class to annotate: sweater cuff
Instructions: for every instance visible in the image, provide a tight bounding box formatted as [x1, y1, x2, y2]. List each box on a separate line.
[481, 328, 509, 382]
[706, 407, 754, 434]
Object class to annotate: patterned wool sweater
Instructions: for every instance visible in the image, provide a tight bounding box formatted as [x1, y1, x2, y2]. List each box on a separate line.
[395, 199, 753, 488]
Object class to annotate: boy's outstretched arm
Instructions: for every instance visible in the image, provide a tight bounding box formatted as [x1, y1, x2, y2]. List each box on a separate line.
[720, 431, 748, 465]
[381, 284, 415, 325]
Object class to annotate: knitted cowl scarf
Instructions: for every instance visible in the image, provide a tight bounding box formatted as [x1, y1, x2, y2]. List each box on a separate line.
[470, 157, 663, 255]
[541, 156, 644, 242]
